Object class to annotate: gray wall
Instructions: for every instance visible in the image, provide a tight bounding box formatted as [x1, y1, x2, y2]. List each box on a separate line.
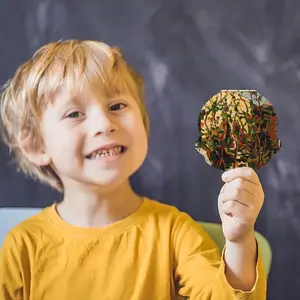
[1, 0, 299, 298]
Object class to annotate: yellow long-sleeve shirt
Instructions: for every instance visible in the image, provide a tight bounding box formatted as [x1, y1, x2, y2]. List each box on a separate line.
[0, 198, 266, 300]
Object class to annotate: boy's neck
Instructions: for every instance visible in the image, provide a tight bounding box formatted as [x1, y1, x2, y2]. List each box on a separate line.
[56, 180, 143, 228]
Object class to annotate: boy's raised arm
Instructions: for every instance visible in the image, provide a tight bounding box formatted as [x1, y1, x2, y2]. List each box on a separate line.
[173, 167, 267, 299]
[172, 213, 266, 299]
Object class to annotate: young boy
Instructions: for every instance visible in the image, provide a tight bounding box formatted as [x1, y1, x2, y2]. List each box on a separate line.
[0, 40, 266, 299]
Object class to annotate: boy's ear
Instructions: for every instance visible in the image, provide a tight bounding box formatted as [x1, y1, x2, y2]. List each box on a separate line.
[17, 131, 51, 166]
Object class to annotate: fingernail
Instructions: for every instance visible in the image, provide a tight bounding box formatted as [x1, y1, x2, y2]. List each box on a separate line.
[222, 172, 228, 180]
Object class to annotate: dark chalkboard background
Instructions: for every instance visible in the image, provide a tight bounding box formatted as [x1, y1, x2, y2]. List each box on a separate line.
[1, 0, 299, 298]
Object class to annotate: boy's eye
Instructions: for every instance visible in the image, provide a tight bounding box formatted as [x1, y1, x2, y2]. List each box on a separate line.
[109, 103, 127, 111]
[66, 111, 84, 118]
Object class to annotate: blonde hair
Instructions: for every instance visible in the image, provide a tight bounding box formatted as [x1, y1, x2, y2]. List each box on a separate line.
[0, 39, 149, 192]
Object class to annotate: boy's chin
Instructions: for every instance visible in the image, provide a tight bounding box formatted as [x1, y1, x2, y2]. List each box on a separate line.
[85, 173, 130, 190]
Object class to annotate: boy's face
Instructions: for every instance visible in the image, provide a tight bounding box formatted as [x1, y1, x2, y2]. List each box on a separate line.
[38, 84, 148, 190]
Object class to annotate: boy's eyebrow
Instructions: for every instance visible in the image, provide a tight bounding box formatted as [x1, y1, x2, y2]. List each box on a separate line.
[54, 94, 82, 111]
[109, 93, 134, 101]
[55, 91, 134, 111]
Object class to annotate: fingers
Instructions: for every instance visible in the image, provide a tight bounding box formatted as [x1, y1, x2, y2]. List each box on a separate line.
[223, 177, 261, 195]
[222, 167, 261, 187]
[219, 187, 253, 208]
[221, 200, 248, 219]
[219, 179, 263, 207]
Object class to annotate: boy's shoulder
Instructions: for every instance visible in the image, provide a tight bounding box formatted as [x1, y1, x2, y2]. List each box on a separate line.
[144, 198, 207, 242]
[145, 198, 180, 214]
[1, 204, 55, 248]
[144, 198, 195, 225]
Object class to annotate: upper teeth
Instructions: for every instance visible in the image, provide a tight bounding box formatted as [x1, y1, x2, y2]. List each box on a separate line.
[89, 146, 122, 159]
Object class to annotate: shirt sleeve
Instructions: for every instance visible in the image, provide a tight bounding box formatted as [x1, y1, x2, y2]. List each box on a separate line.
[0, 231, 27, 300]
[172, 212, 267, 300]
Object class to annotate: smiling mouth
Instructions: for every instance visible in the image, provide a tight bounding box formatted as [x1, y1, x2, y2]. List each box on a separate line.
[86, 146, 127, 160]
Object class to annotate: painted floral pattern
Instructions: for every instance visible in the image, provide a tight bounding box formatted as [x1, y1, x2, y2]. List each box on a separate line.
[195, 90, 281, 170]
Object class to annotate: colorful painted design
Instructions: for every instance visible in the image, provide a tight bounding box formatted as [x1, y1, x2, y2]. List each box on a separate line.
[195, 90, 281, 170]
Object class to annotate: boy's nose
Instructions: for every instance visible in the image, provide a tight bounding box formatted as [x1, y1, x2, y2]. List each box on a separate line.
[87, 111, 117, 136]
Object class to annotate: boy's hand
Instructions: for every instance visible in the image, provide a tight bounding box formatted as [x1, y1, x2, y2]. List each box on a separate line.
[218, 167, 264, 243]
